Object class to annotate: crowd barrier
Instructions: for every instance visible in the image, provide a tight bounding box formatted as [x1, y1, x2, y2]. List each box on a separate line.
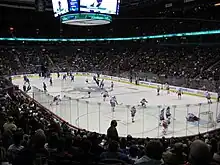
[32, 86, 220, 138]
[11, 72, 218, 99]
[12, 72, 220, 138]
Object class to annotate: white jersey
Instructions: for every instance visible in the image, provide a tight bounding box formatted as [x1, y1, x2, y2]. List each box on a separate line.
[160, 108, 165, 121]
[102, 91, 109, 97]
[166, 107, 171, 116]
[177, 88, 182, 95]
[205, 91, 210, 98]
[110, 97, 118, 107]
[140, 99, 148, 104]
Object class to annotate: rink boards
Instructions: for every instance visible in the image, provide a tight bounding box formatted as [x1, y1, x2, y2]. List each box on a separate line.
[11, 72, 218, 99]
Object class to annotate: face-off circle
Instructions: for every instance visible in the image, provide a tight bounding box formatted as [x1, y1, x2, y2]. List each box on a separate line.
[60, 13, 112, 26]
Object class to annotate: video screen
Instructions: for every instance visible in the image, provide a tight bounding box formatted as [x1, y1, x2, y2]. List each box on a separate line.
[80, 0, 120, 15]
[52, 0, 69, 17]
[68, 0, 79, 12]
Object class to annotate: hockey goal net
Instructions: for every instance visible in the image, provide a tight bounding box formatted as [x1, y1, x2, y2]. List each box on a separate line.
[199, 111, 216, 128]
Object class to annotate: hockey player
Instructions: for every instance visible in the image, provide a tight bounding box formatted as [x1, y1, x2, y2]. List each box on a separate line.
[57, 72, 60, 78]
[177, 88, 182, 100]
[93, 75, 96, 82]
[85, 78, 89, 84]
[49, 77, 53, 86]
[110, 96, 118, 112]
[102, 90, 109, 101]
[159, 108, 165, 125]
[111, 81, 114, 91]
[205, 91, 212, 104]
[88, 91, 91, 98]
[162, 120, 168, 135]
[23, 75, 30, 85]
[63, 74, 67, 80]
[165, 83, 170, 94]
[50, 95, 61, 106]
[90, 0, 103, 8]
[26, 84, 31, 93]
[140, 98, 148, 108]
[23, 84, 26, 92]
[96, 79, 100, 86]
[130, 106, 136, 123]
[100, 79, 104, 89]
[166, 106, 171, 124]
[157, 85, 160, 96]
[186, 113, 199, 122]
[43, 82, 47, 92]
[71, 75, 74, 82]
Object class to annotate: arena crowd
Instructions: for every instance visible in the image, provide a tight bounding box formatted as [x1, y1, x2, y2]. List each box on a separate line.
[0, 39, 219, 165]
[0, 41, 220, 92]
[0, 75, 219, 165]
[0, 5, 220, 164]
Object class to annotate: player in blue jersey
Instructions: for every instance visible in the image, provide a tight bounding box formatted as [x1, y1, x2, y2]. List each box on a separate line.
[90, 0, 103, 7]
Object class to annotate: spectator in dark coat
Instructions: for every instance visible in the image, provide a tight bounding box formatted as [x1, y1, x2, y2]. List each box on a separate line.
[100, 140, 131, 164]
[135, 140, 163, 165]
[7, 131, 24, 164]
[107, 120, 118, 142]
[189, 140, 212, 165]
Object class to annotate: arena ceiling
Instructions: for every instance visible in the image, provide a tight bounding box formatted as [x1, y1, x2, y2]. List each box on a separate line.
[0, 0, 219, 15]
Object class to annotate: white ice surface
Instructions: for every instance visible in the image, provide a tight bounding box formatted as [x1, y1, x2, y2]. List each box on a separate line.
[13, 76, 220, 138]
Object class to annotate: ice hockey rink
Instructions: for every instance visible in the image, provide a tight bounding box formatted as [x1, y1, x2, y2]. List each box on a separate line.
[13, 75, 220, 138]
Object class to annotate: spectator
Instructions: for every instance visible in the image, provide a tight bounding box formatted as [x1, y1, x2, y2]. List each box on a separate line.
[3, 116, 17, 133]
[100, 140, 131, 164]
[13, 129, 48, 165]
[212, 142, 220, 165]
[7, 131, 24, 163]
[135, 140, 163, 165]
[188, 140, 212, 165]
[107, 120, 119, 142]
[129, 145, 139, 163]
[163, 142, 187, 165]
[21, 134, 29, 147]
[44, 132, 59, 153]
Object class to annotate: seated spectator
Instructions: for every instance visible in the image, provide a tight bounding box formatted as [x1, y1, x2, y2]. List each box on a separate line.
[21, 134, 29, 147]
[0, 139, 8, 165]
[212, 142, 220, 165]
[13, 129, 48, 165]
[7, 131, 24, 163]
[44, 132, 59, 153]
[100, 140, 131, 164]
[135, 140, 163, 165]
[3, 116, 17, 133]
[162, 142, 187, 165]
[188, 140, 212, 165]
[80, 139, 95, 164]
[129, 145, 139, 163]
